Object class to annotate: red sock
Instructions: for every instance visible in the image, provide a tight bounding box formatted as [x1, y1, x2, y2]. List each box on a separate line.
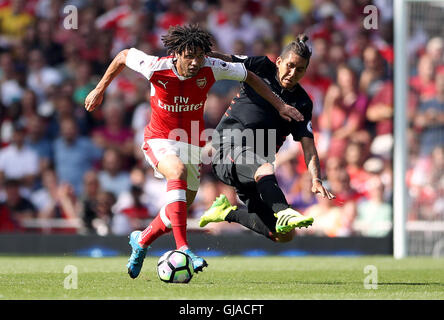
[138, 212, 171, 248]
[166, 179, 188, 250]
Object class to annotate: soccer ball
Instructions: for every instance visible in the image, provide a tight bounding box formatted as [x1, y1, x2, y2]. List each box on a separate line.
[157, 250, 194, 283]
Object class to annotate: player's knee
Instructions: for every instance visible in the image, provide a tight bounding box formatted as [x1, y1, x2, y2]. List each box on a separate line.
[254, 163, 274, 182]
[171, 166, 187, 180]
[164, 160, 187, 180]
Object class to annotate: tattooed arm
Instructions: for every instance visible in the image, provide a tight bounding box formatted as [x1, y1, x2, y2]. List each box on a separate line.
[300, 136, 335, 199]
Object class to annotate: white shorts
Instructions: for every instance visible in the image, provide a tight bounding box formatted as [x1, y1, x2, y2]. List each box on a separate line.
[141, 139, 202, 191]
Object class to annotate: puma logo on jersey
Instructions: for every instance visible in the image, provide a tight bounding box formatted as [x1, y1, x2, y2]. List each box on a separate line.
[158, 80, 168, 89]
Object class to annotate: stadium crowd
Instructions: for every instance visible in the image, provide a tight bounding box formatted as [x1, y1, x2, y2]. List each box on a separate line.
[0, 0, 442, 237]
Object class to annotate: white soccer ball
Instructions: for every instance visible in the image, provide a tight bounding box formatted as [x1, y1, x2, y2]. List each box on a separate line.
[157, 250, 194, 283]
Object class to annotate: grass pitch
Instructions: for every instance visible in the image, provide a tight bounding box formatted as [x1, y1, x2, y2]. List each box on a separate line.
[0, 256, 443, 300]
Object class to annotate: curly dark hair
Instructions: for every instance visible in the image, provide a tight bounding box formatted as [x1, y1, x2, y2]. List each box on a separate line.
[161, 24, 214, 56]
[280, 34, 312, 66]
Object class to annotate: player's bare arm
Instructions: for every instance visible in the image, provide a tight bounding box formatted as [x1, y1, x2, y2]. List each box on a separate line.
[84, 49, 129, 112]
[244, 70, 304, 122]
[300, 136, 335, 200]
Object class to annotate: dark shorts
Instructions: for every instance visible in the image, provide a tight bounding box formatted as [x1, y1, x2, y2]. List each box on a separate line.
[212, 143, 277, 231]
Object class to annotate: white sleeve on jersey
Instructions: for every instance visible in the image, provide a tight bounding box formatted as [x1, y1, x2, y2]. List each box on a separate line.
[208, 57, 247, 82]
[125, 48, 158, 80]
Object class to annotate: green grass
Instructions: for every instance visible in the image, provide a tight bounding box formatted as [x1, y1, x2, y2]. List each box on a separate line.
[0, 256, 443, 300]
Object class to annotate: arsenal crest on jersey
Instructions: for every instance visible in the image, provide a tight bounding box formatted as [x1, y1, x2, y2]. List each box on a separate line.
[196, 77, 207, 89]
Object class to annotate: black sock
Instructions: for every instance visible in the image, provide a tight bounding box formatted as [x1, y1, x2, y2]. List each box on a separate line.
[225, 209, 274, 240]
[256, 174, 289, 213]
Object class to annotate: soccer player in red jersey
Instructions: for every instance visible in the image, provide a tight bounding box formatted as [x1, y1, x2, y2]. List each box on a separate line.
[85, 25, 302, 278]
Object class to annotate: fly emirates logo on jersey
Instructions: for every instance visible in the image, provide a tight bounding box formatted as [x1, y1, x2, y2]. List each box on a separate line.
[158, 96, 204, 113]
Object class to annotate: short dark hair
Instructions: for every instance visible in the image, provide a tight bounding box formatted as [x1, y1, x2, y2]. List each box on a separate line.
[161, 24, 214, 56]
[280, 34, 312, 66]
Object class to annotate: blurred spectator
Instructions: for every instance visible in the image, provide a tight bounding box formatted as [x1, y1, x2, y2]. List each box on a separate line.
[308, 1, 340, 44]
[30, 168, 57, 217]
[359, 46, 389, 98]
[326, 43, 349, 80]
[98, 148, 131, 197]
[18, 89, 39, 125]
[46, 94, 89, 139]
[92, 99, 134, 160]
[410, 54, 437, 102]
[345, 141, 371, 196]
[78, 170, 101, 234]
[327, 172, 358, 237]
[131, 100, 151, 149]
[95, 0, 149, 56]
[0, 0, 35, 45]
[0, 123, 39, 190]
[53, 117, 102, 196]
[155, 0, 188, 39]
[73, 61, 96, 106]
[335, 0, 362, 44]
[274, 0, 302, 28]
[319, 65, 368, 158]
[30, 167, 80, 234]
[58, 42, 82, 81]
[207, 0, 261, 55]
[366, 80, 418, 159]
[24, 114, 52, 174]
[90, 190, 116, 236]
[353, 175, 392, 237]
[413, 71, 444, 156]
[425, 37, 444, 68]
[112, 185, 151, 236]
[274, 143, 300, 196]
[0, 179, 37, 232]
[325, 157, 361, 223]
[408, 145, 444, 221]
[26, 48, 63, 103]
[30, 19, 64, 66]
[0, 51, 24, 108]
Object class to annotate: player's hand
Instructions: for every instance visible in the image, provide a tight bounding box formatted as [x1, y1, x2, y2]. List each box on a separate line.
[279, 104, 304, 122]
[84, 88, 104, 112]
[311, 179, 335, 200]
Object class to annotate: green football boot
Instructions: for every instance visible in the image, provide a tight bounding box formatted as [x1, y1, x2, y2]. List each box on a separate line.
[199, 194, 237, 228]
[274, 208, 314, 234]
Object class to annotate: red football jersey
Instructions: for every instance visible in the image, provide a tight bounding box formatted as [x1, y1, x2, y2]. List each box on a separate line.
[125, 48, 247, 147]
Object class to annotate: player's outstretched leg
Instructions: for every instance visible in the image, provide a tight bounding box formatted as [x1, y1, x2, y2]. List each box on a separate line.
[126, 230, 148, 279]
[181, 248, 208, 273]
[199, 194, 237, 227]
[274, 208, 314, 234]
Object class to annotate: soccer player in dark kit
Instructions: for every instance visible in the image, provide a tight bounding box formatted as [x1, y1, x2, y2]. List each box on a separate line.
[200, 35, 336, 243]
